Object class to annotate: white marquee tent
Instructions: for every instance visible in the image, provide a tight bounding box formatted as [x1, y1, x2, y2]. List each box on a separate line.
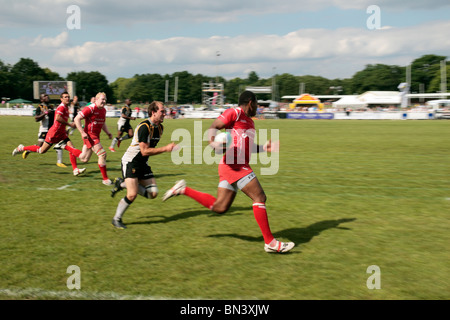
[332, 91, 401, 109]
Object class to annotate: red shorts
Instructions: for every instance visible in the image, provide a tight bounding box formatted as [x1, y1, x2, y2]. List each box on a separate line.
[45, 128, 68, 145]
[218, 163, 253, 184]
[83, 134, 100, 149]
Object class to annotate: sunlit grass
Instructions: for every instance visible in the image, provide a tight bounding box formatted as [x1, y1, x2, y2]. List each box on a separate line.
[0, 116, 449, 299]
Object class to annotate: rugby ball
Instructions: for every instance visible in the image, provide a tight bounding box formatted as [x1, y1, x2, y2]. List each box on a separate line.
[214, 131, 232, 148]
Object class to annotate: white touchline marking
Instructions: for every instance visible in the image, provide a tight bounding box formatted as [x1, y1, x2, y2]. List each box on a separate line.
[0, 287, 199, 300]
[37, 185, 72, 191]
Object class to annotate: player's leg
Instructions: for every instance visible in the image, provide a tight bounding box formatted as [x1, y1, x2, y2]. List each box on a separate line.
[112, 177, 138, 229]
[117, 125, 133, 148]
[240, 177, 295, 253]
[210, 186, 237, 213]
[109, 127, 123, 152]
[138, 177, 158, 199]
[111, 176, 126, 197]
[65, 140, 86, 176]
[13, 139, 51, 156]
[22, 132, 46, 159]
[54, 136, 66, 167]
[162, 179, 236, 213]
[78, 144, 93, 163]
[120, 126, 134, 142]
[93, 143, 111, 185]
[55, 148, 66, 167]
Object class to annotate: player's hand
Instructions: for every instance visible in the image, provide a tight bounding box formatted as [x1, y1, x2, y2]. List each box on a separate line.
[107, 133, 113, 139]
[209, 141, 228, 154]
[209, 140, 227, 149]
[263, 140, 280, 152]
[165, 142, 178, 152]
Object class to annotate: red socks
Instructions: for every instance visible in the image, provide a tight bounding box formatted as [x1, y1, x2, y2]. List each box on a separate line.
[64, 145, 82, 158]
[183, 187, 275, 244]
[69, 153, 78, 170]
[23, 145, 41, 153]
[99, 164, 109, 180]
[252, 203, 275, 245]
[184, 187, 216, 210]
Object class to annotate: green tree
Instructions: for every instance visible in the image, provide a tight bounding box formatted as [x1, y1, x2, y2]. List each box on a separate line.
[225, 77, 246, 103]
[0, 60, 14, 100]
[296, 75, 332, 95]
[10, 58, 48, 100]
[66, 71, 114, 103]
[410, 54, 447, 93]
[247, 71, 259, 85]
[428, 62, 450, 93]
[350, 64, 405, 94]
[110, 77, 136, 103]
[276, 73, 300, 97]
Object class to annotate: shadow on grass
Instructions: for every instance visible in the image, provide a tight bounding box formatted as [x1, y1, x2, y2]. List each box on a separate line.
[207, 218, 356, 248]
[127, 206, 249, 226]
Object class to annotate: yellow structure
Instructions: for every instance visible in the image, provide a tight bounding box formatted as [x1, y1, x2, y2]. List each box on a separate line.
[289, 94, 324, 110]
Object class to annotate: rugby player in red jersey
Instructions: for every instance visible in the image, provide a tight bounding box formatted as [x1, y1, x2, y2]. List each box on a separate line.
[12, 92, 86, 176]
[162, 91, 294, 253]
[63, 92, 114, 185]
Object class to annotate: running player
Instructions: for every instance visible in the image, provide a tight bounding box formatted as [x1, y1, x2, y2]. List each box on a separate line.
[12, 92, 86, 176]
[109, 99, 136, 152]
[67, 95, 81, 136]
[110, 101, 177, 229]
[63, 92, 114, 185]
[22, 93, 66, 167]
[162, 91, 294, 253]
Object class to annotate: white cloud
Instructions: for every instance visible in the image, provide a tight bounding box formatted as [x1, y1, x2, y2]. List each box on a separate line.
[1, 0, 449, 27]
[31, 31, 69, 48]
[1, 19, 449, 81]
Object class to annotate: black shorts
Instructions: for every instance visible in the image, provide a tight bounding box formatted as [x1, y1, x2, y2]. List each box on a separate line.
[121, 161, 154, 180]
[120, 122, 133, 133]
[38, 131, 48, 141]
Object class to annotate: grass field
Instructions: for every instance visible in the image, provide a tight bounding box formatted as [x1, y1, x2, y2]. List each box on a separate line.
[0, 116, 449, 300]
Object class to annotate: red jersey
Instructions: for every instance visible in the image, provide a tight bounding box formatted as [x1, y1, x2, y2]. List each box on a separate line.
[217, 107, 256, 184]
[47, 103, 70, 136]
[80, 103, 107, 139]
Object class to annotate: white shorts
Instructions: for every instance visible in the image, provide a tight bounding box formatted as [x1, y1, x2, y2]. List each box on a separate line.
[218, 172, 256, 192]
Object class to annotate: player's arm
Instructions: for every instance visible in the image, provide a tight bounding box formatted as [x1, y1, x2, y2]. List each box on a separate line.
[252, 140, 280, 153]
[208, 118, 227, 149]
[253, 140, 279, 153]
[139, 141, 177, 156]
[121, 107, 136, 120]
[56, 111, 75, 128]
[74, 113, 87, 138]
[137, 123, 176, 156]
[34, 106, 46, 122]
[102, 122, 113, 139]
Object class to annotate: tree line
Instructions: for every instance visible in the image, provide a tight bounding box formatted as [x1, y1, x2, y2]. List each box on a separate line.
[0, 54, 448, 105]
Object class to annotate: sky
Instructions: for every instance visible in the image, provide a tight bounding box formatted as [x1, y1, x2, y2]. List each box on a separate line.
[1, 0, 450, 83]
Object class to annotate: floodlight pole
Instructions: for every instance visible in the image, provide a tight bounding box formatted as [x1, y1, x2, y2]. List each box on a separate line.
[441, 60, 447, 99]
[216, 51, 220, 84]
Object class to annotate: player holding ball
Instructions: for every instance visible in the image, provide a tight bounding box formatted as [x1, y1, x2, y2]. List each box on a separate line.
[163, 91, 294, 253]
